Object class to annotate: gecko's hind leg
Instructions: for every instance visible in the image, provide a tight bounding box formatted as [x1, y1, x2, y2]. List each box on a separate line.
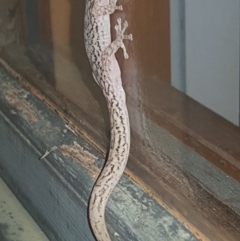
[115, 18, 133, 59]
[101, 18, 132, 65]
[93, 0, 122, 17]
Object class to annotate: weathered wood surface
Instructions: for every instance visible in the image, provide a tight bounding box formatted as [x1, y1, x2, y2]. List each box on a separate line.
[1, 44, 240, 240]
[0, 66, 198, 241]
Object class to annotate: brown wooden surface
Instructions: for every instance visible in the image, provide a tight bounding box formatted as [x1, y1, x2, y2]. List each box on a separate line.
[37, 0, 52, 46]
[144, 80, 240, 183]
[111, 0, 170, 84]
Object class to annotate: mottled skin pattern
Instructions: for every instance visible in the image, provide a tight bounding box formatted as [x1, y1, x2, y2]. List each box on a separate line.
[84, 0, 132, 241]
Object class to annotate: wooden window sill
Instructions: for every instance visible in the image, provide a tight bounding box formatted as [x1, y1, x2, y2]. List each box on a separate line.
[0, 60, 197, 241]
[0, 46, 240, 241]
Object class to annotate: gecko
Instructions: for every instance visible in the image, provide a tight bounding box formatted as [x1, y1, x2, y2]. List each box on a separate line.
[84, 0, 132, 240]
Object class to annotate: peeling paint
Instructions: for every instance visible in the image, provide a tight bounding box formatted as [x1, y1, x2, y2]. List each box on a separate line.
[60, 141, 99, 178]
[1, 81, 38, 124]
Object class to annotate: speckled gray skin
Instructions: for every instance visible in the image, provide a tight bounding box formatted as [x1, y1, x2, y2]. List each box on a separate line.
[84, 1, 132, 240]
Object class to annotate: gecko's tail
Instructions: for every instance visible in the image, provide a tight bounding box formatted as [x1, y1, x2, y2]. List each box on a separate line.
[89, 186, 112, 241]
[89, 102, 130, 241]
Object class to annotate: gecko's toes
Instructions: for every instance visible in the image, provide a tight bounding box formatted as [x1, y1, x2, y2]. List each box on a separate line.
[123, 34, 133, 41]
[117, 18, 121, 25]
[118, 5, 123, 11]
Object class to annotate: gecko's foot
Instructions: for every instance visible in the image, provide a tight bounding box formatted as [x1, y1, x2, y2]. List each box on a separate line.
[124, 33, 133, 41]
[115, 18, 133, 40]
[115, 18, 133, 59]
[115, 5, 123, 11]
[112, 0, 123, 11]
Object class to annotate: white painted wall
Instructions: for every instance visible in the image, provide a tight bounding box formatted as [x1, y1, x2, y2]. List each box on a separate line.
[171, 0, 240, 126]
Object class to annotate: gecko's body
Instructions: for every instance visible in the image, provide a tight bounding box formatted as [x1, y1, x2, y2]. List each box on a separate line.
[84, 0, 132, 241]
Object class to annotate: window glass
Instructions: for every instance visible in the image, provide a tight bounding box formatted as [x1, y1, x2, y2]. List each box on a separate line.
[0, 1, 239, 239]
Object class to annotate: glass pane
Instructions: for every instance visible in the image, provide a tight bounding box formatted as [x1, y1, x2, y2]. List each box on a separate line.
[0, 1, 239, 240]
